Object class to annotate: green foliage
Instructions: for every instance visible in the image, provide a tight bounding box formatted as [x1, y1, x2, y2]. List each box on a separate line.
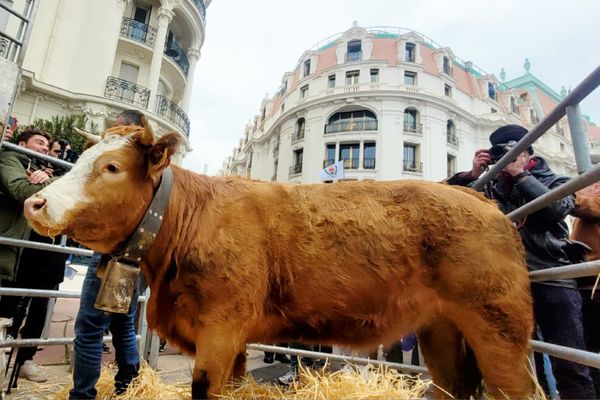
[30, 114, 99, 154]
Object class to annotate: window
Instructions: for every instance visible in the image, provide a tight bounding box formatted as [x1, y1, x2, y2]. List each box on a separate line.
[403, 144, 421, 172]
[370, 68, 379, 83]
[447, 120, 457, 145]
[328, 74, 336, 88]
[560, 143, 565, 152]
[281, 103, 285, 113]
[292, 148, 303, 174]
[300, 85, 309, 99]
[346, 70, 360, 85]
[444, 84, 452, 97]
[447, 154, 456, 177]
[403, 108, 420, 133]
[325, 110, 377, 134]
[405, 42, 415, 62]
[324, 143, 336, 167]
[530, 109, 539, 124]
[294, 118, 305, 140]
[364, 142, 376, 169]
[272, 159, 278, 181]
[339, 143, 360, 169]
[261, 107, 266, 121]
[491, 108, 497, 113]
[157, 79, 170, 98]
[510, 97, 518, 113]
[443, 56, 452, 75]
[119, 62, 139, 83]
[488, 82, 497, 100]
[303, 59, 311, 78]
[347, 40, 362, 62]
[404, 71, 417, 86]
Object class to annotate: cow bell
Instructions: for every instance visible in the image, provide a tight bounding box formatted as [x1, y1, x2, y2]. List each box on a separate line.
[94, 258, 139, 314]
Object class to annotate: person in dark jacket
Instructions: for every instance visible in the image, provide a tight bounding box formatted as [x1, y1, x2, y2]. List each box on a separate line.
[447, 124, 596, 400]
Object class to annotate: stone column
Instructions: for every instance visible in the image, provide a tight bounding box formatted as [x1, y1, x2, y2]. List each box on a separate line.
[181, 48, 201, 112]
[147, 7, 174, 111]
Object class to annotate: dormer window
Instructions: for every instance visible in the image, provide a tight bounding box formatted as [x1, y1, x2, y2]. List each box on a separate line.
[488, 82, 497, 101]
[405, 42, 415, 62]
[303, 59, 311, 78]
[510, 97, 518, 113]
[443, 56, 452, 75]
[347, 40, 362, 62]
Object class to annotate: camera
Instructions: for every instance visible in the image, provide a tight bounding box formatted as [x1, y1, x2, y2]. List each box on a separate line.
[488, 144, 510, 165]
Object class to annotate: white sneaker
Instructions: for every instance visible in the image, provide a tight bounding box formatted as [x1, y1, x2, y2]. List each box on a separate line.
[19, 360, 48, 383]
[3, 334, 13, 354]
[277, 370, 296, 386]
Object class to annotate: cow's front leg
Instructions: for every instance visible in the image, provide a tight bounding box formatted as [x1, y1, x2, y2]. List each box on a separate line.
[191, 327, 245, 400]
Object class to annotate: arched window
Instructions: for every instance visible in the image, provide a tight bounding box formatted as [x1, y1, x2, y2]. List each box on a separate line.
[447, 120, 457, 145]
[325, 110, 377, 134]
[347, 40, 362, 62]
[294, 118, 305, 140]
[403, 108, 421, 134]
[443, 56, 452, 75]
[488, 82, 497, 100]
[405, 42, 416, 62]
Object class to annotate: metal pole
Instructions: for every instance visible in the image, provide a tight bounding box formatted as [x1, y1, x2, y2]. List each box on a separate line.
[507, 162, 600, 222]
[0, 335, 141, 348]
[567, 104, 592, 173]
[473, 64, 600, 191]
[247, 343, 428, 374]
[0, 286, 146, 302]
[529, 259, 600, 282]
[0, 142, 74, 169]
[0, 237, 93, 257]
[530, 340, 600, 369]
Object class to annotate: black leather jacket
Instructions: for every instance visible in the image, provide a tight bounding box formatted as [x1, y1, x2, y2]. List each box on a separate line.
[447, 156, 576, 288]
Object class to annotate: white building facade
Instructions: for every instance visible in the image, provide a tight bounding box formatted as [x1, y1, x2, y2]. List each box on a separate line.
[2, 0, 211, 162]
[224, 24, 577, 182]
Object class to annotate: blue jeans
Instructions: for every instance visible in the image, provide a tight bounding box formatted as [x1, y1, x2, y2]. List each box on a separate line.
[69, 254, 140, 399]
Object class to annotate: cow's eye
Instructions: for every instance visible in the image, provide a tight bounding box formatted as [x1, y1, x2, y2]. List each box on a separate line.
[104, 163, 120, 173]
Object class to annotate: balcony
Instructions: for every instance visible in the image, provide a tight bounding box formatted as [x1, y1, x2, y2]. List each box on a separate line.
[447, 133, 459, 146]
[324, 119, 378, 134]
[292, 129, 305, 142]
[346, 51, 362, 62]
[191, 0, 207, 20]
[403, 161, 423, 173]
[104, 76, 151, 109]
[120, 17, 157, 48]
[403, 121, 423, 135]
[289, 164, 302, 176]
[164, 39, 189, 77]
[155, 95, 190, 137]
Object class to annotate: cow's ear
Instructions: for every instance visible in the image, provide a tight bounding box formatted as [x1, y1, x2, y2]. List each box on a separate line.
[148, 132, 180, 178]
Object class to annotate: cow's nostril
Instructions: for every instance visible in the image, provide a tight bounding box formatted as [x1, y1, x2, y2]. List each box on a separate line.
[32, 199, 46, 211]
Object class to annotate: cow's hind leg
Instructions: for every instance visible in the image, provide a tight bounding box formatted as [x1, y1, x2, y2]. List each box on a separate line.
[417, 317, 483, 399]
[452, 304, 535, 399]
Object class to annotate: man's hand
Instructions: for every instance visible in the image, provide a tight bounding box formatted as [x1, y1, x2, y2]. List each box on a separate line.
[503, 152, 529, 177]
[470, 149, 492, 178]
[26, 169, 51, 184]
[2, 126, 13, 141]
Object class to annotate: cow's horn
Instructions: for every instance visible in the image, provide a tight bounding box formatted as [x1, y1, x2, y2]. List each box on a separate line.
[74, 127, 101, 144]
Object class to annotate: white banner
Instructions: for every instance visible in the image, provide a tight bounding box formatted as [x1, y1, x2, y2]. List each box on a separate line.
[319, 160, 345, 181]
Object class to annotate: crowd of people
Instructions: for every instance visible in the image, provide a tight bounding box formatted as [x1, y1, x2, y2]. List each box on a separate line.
[1, 117, 599, 399]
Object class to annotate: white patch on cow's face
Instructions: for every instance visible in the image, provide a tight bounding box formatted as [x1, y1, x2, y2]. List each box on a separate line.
[37, 134, 134, 226]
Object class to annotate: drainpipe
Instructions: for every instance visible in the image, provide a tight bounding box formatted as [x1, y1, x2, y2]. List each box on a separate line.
[40, 0, 63, 81]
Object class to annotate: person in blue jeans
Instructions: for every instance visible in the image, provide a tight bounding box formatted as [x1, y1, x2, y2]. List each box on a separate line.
[69, 253, 140, 399]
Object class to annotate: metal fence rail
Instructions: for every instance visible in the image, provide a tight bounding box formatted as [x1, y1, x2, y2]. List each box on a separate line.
[0, 335, 140, 349]
[0, 287, 146, 302]
[0, 237, 93, 257]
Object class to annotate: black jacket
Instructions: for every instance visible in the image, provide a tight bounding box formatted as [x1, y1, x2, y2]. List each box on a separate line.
[447, 156, 576, 288]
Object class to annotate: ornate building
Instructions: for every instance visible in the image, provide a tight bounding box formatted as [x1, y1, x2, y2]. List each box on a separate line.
[2, 0, 210, 162]
[223, 24, 579, 182]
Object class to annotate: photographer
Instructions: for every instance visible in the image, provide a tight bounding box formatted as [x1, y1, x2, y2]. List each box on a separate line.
[446, 124, 595, 399]
[48, 138, 78, 176]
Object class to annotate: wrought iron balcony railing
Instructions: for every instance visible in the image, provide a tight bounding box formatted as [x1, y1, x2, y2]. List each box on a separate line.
[324, 119, 378, 134]
[447, 133, 459, 146]
[191, 0, 207, 20]
[120, 17, 157, 47]
[403, 121, 423, 134]
[289, 164, 302, 176]
[104, 76, 151, 109]
[164, 39, 189, 77]
[403, 161, 423, 173]
[155, 95, 190, 137]
[363, 157, 376, 169]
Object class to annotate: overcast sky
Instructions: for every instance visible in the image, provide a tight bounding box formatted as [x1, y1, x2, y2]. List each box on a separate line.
[182, 0, 600, 175]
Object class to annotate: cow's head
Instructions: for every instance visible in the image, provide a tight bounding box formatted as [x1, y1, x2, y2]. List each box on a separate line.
[24, 125, 180, 253]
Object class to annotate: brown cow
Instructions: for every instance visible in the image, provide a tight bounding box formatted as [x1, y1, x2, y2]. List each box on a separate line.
[23, 124, 535, 399]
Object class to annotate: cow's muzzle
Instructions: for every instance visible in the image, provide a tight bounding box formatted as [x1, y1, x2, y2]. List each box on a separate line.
[24, 195, 47, 221]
